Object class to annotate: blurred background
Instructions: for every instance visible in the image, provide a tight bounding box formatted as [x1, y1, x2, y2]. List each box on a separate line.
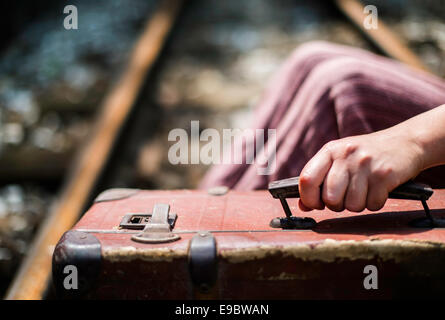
[0, 0, 444, 296]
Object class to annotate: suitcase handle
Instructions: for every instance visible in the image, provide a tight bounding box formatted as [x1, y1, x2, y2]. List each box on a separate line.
[268, 177, 433, 201]
[268, 176, 437, 229]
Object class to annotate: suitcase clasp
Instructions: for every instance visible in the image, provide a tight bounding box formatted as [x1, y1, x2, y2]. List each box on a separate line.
[119, 212, 177, 230]
[131, 203, 180, 243]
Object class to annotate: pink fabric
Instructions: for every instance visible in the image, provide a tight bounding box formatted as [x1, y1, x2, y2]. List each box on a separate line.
[199, 41, 445, 189]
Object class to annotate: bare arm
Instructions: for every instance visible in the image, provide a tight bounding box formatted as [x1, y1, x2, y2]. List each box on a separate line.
[299, 104, 445, 212]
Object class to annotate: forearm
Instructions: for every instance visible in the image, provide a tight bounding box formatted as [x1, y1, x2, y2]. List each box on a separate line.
[399, 104, 445, 170]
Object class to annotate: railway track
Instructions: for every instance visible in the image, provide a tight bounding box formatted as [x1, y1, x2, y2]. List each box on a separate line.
[4, 0, 185, 300]
[3, 0, 436, 299]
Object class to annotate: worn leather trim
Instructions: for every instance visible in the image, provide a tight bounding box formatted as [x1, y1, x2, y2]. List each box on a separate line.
[94, 188, 139, 203]
[188, 232, 218, 293]
[52, 230, 102, 299]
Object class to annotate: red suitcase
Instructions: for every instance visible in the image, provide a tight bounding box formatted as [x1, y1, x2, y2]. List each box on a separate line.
[52, 180, 445, 299]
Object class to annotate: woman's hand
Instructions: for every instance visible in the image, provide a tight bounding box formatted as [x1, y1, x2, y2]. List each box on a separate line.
[298, 127, 426, 212]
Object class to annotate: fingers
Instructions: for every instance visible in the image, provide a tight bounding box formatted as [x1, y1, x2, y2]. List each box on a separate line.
[299, 138, 393, 213]
[366, 182, 388, 211]
[299, 148, 333, 210]
[298, 199, 324, 211]
[302, 167, 386, 212]
[321, 161, 349, 212]
[344, 170, 368, 212]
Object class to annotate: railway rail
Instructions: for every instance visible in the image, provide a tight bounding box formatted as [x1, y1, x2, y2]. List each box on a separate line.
[4, 0, 184, 300]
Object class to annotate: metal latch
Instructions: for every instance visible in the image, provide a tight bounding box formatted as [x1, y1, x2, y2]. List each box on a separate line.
[120, 211, 177, 230]
[131, 203, 180, 243]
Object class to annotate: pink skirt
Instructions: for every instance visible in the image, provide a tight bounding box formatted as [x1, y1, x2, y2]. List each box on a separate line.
[199, 41, 445, 189]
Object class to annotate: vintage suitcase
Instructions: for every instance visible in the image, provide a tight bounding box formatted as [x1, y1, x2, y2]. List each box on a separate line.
[52, 178, 445, 299]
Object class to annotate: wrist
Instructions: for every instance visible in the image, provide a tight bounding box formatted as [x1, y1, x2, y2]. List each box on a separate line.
[410, 128, 429, 172]
[409, 105, 445, 170]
